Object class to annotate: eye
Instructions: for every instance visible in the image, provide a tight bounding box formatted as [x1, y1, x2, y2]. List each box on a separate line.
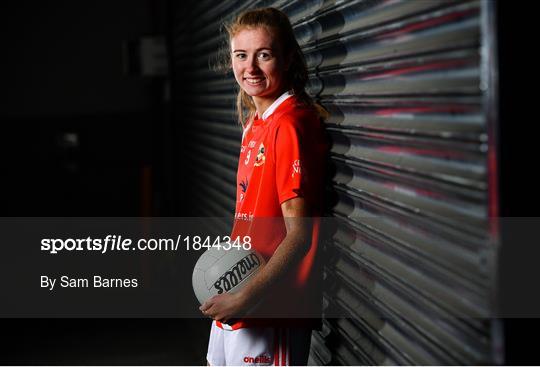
[234, 53, 247, 60]
[258, 52, 271, 60]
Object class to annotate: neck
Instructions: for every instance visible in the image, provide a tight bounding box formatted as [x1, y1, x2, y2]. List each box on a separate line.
[253, 88, 288, 118]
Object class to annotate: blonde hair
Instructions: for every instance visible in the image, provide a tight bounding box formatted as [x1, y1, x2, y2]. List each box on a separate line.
[221, 7, 327, 127]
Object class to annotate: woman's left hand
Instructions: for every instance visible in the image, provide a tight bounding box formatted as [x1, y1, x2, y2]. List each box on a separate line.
[199, 292, 248, 324]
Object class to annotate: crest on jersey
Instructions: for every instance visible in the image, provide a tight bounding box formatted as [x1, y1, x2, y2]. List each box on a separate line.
[254, 143, 265, 167]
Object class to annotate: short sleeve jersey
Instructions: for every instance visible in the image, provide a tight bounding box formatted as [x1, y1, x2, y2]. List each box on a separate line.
[217, 94, 327, 330]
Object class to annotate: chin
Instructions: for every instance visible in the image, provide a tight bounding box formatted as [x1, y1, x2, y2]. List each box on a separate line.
[243, 89, 267, 98]
[242, 84, 265, 94]
[244, 87, 280, 99]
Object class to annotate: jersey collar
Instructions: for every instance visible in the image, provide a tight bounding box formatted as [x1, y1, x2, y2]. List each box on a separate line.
[262, 90, 293, 121]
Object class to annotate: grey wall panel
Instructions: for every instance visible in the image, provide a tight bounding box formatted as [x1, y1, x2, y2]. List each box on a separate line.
[172, 0, 498, 364]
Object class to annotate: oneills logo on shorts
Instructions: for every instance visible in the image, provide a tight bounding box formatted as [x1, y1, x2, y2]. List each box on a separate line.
[243, 354, 272, 365]
[212, 254, 261, 294]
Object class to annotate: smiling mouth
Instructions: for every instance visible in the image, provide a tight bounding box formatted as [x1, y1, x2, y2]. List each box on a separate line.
[244, 77, 265, 86]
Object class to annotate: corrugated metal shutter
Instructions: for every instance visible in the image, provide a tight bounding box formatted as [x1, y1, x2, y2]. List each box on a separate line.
[171, 0, 499, 364]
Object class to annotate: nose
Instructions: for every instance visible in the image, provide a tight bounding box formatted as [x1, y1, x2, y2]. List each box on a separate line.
[246, 55, 260, 74]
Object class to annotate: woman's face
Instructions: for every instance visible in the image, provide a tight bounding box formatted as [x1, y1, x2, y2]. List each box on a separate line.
[231, 27, 288, 102]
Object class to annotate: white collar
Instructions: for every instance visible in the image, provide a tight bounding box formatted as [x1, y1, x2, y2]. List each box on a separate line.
[262, 90, 292, 121]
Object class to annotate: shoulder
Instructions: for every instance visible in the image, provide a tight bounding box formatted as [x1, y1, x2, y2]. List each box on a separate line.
[273, 100, 319, 131]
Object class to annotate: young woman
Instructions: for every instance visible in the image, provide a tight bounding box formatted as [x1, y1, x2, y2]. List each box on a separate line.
[199, 8, 328, 366]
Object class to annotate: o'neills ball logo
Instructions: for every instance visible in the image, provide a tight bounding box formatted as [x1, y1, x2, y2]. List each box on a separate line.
[213, 253, 261, 294]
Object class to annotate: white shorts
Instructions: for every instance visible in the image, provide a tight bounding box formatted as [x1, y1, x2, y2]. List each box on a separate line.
[206, 321, 312, 366]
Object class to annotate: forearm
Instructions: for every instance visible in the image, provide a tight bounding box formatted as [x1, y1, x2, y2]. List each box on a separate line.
[238, 226, 310, 309]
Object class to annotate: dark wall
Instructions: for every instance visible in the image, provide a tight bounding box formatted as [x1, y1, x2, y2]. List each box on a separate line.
[0, 3, 211, 364]
[1, 0, 153, 117]
[0, 1, 172, 216]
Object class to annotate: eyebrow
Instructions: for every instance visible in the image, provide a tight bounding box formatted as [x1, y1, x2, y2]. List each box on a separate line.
[232, 47, 273, 53]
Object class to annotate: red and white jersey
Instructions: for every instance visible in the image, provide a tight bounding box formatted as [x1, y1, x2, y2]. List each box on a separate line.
[218, 92, 327, 330]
